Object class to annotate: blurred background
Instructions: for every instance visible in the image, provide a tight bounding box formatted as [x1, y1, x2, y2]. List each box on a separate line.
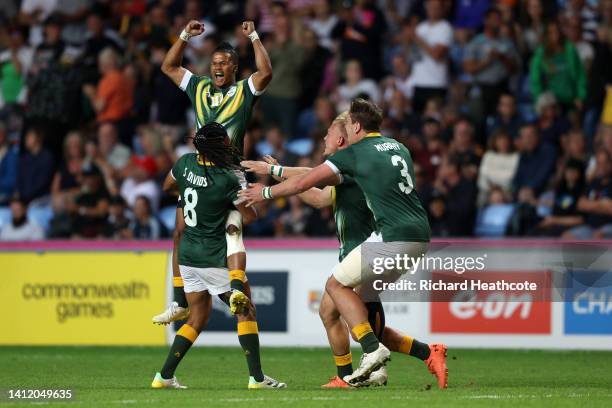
[0, 0, 610, 241]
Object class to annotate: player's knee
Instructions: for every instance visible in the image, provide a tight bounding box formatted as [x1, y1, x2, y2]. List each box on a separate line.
[318, 300, 338, 327]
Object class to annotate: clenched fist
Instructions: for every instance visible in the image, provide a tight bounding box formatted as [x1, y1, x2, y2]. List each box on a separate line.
[185, 20, 205, 36]
[242, 21, 256, 36]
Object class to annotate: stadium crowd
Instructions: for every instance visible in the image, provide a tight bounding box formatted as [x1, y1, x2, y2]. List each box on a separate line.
[0, 0, 611, 240]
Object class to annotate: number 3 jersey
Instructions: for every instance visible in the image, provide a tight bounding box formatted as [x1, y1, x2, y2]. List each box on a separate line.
[180, 72, 262, 155]
[325, 133, 431, 243]
[171, 153, 246, 268]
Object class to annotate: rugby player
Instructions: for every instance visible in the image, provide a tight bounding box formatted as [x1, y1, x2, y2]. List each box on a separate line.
[239, 99, 439, 386]
[151, 123, 285, 389]
[242, 112, 447, 389]
[152, 19, 272, 323]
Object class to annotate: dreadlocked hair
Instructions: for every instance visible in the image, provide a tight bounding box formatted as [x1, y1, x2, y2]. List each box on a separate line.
[193, 122, 242, 172]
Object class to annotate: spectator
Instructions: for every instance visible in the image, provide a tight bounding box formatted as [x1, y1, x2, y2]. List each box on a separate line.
[18, 0, 59, 47]
[0, 197, 44, 240]
[308, 0, 338, 51]
[535, 92, 571, 149]
[256, 127, 299, 166]
[584, 26, 612, 145]
[278, 195, 311, 237]
[477, 129, 519, 205]
[82, 47, 133, 132]
[529, 21, 586, 114]
[0, 123, 18, 204]
[81, 12, 123, 80]
[433, 158, 477, 236]
[565, 16, 594, 71]
[72, 163, 110, 238]
[17, 126, 55, 204]
[120, 156, 161, 212]
[405, 0, 452, 113]
[331, 0, 387, 80]
[105, 195, 130, 239]
[50, 131, 84, 199]
[0, 26, 33, 107]
[128, 195, 162, 240]
[448, 119, 481, 181]
[260, 14, 305, 139]
[486, 93, 522, 140]
[463, 8, 520, 120]
[521, 0, 546, 56]
[428, 193, 450, 237]
[48, 193, 73, 238]
[412, 117, 446, 183]
[335, 60, 380, 113]
[299, 29, 332, 111]
[513, 124, 557, 196]
[563, 149, 612, 238]
[531, 159, 586, 236]
[561, 0, 599, 43]
[96, 122, 131, 172]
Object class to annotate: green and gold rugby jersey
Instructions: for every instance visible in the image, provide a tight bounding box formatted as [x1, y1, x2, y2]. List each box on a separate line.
[332, 175, 376, 261]
[180, 72, 261, 154]
[326, 133, 431, 243]
[171, 153, 246, 268]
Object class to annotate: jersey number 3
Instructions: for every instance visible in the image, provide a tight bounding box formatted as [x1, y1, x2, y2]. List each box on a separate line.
[391, 155, 414, 194]
[184, 187, 198, 227]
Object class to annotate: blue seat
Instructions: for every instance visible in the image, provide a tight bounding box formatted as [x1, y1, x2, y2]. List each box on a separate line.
[474, 204, 516, 237]
[0, 207, 11, 229]
[28, 205, 53, 232]
[159, 206, 177, 233]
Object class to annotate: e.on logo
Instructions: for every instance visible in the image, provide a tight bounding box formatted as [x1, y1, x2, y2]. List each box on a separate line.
[430, 271, 551, 334]
[449, 292, 533, 320]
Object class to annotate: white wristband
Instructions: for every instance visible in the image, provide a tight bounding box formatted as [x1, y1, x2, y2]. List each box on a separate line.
[248, 31, 260, 42]
[180, 29, 192, 42]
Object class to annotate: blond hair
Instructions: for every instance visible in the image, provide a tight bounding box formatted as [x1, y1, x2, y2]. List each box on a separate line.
[331, 111, 349, 137]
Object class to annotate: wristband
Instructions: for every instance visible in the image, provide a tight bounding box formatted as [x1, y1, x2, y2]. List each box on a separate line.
[248, 30, 260, 42]
[180, 29, 192, 42]
[270, 165, 284, 178]
[262, 186, 273, 200]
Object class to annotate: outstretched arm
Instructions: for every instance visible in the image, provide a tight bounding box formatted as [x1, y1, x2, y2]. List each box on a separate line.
[241, 157, 333, 208]
[161, 20, 205, 87]
[242, 21, 272, 92]
[239, 163, 339, 206]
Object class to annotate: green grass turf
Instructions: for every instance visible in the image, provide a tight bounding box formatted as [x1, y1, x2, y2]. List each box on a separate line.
[1, 347, 611, 407]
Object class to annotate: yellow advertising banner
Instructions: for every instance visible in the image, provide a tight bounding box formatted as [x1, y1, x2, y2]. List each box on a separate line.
[0, 252, 168, 345]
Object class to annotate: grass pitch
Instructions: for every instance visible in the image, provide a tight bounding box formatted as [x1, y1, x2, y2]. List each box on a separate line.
[1, 346, 611, 407]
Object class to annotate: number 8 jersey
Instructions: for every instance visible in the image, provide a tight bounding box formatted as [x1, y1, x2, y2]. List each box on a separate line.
[325, 133, 431, 243]
[171, 153, 246, 268]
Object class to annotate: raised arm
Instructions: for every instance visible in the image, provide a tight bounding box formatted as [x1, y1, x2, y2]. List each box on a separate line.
[242, 21, 272, 92]
[161, 20, 205, 87]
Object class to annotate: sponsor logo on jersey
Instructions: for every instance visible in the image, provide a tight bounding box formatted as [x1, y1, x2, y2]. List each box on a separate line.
[564, 270, 612, 334]
[430, 271, 551, 334]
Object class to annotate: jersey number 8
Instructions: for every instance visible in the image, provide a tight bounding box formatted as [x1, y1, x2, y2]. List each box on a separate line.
[391, 155, 414, 194]
[184, 187, 198, 227]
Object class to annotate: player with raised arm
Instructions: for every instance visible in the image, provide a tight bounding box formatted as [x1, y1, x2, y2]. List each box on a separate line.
[152, 19, 272, 324]
[242, 113, 448, 389]
[240, 99, 437, 386]
[151, 123, 285, 390]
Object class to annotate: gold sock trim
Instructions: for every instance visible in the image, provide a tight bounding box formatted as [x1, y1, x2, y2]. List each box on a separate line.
[398, 336, 414, 354]
[334, 352, 352, 366]
[173, 277, 184, 287]
[177, 324, 198, 343]
[352, 321, 374, 341]
[237, 321, 259, 335]
[229, 269, 246, 282]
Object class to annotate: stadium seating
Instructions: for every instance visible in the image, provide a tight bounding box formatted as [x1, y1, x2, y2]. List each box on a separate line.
[0, 207, 10, 229]
[474, 204, 516, 237]
[27, 206, 53, 233]
[159, 206, 177, 233]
